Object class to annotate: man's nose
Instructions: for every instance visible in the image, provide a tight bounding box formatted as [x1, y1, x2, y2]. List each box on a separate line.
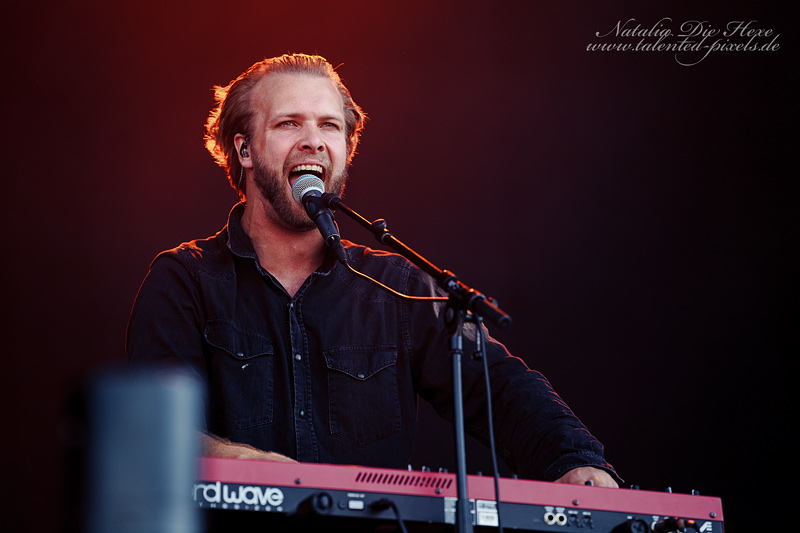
[299, 126, 324, 152]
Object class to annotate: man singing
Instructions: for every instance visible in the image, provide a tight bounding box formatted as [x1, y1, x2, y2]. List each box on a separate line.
[126, 53, 619, 487]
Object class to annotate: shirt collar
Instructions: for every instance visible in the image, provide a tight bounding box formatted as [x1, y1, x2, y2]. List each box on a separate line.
[225, 202, 338, 274]
[225, 202, 258, 260]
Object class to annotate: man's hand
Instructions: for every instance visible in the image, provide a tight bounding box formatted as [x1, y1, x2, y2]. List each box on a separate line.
[554, 466, 618, 488]
[200, 432, 298, 462]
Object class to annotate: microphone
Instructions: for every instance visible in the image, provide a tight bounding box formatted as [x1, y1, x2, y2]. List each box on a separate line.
[291, 175, 348, 265]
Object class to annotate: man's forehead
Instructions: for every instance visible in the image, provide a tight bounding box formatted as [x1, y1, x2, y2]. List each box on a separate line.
[251, 72, 345, 118]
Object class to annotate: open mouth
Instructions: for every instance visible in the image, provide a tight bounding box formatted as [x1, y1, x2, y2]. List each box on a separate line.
[289, 164, 324, 181]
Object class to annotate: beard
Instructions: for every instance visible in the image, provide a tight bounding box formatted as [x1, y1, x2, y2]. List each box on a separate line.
[251, 155, 348, 232]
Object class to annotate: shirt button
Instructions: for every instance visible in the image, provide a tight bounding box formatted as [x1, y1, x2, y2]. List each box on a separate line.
[357, 373, 365, 379]
[295, 353, 302, 361]
[299, 410, 305, 418]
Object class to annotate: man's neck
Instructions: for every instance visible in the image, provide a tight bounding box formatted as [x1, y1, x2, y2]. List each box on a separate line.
[241, 200, 326, 297]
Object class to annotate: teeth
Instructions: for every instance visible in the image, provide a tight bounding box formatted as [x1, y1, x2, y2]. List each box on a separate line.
[292, 164, 323, 175]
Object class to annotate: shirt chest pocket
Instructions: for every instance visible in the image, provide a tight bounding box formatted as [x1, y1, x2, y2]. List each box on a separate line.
[324, 345, 401, 447]
[205, 320, 274, 429]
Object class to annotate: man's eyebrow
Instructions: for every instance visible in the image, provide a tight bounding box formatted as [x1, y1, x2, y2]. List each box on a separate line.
[270, 112, 344, 122]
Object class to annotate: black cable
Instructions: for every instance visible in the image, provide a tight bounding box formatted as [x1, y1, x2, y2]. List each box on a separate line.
[474, 315, 503, 533]
[370, 498, 409, 533]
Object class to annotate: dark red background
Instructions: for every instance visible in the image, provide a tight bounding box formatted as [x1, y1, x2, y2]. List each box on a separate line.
[4, 1, 794, 530]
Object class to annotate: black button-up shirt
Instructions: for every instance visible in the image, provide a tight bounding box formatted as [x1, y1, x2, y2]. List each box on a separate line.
[126, 204, 618, 481]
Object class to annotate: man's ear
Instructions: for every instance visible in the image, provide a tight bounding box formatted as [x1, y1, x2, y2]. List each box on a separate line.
[234, 133, 253, 168]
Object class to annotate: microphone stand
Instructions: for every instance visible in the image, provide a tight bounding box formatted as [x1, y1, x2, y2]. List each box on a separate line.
[323, 193, 511, 533]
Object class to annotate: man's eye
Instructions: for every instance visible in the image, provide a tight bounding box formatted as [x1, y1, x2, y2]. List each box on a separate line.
[322, 122, 341, 130]
[277, 120, 296, 127]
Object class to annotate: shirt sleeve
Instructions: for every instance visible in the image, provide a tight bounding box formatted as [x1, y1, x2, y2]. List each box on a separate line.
[126, 250, 209, 388]
[405, 266, 621, 483]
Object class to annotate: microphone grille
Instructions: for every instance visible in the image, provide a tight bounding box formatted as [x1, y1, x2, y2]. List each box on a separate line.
[291, 174, 325, 204]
